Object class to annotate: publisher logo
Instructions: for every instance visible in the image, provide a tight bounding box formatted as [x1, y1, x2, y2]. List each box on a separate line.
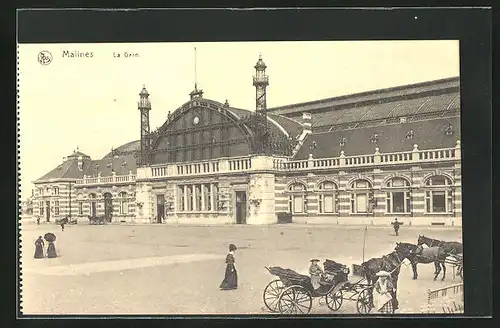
[38, 51, 53, 65]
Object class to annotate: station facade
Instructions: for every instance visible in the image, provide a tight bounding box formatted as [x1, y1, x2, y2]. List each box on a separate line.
[32, 56, 462, 226]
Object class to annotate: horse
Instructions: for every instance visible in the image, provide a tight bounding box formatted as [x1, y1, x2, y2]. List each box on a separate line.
[395, 242, 449, 281]
[359, 243, 414, 309]
[417, 235, 463, 255]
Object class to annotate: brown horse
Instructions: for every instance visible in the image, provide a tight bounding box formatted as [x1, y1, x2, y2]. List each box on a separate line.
[395, 242, 449, 281]
[417, 235, 463, 255]
[359, 243, 414, 309]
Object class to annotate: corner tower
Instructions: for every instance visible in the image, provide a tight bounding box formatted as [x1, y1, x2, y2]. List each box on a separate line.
[138, 86, 151, 166]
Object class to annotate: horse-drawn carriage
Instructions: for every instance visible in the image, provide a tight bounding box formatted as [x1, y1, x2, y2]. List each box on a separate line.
[88, 215, 107, 225]
[263, 260, 374, 314]
[55, 216, 77, 225]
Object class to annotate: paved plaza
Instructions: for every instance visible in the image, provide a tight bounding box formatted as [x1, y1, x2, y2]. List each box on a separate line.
[20, 222, 463, 315]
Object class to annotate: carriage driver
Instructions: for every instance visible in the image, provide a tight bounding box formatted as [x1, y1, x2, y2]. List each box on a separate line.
[309, 259, 324, 290]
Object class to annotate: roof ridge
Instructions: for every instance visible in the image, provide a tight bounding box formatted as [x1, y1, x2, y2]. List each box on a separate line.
[268, 76, 460, 112]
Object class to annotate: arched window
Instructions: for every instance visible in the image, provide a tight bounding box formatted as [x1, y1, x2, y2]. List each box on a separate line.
[350, 179, 373, 214]
[385, 177, 411, 214]
[118, 192, 128, 214]
[317, 181, 339, 214]
[287, 182, 307, 214]
[424, 175, 453, 213]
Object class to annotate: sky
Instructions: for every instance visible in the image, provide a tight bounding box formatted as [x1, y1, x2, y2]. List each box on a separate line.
[18, 40, 459, 200]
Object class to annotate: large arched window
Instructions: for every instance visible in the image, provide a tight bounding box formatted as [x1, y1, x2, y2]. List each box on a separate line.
[424, 175, 453, 213]
[385, 177, 411, 214]
[317, 181, 339, 214]
[287, 182, 307, 214]
[118, 192, 128, 214]
[350, 179, 373, 214]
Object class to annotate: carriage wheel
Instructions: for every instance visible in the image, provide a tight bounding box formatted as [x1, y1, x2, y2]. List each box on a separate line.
[325, 290, 343, 311]
[263, 279, 285, 313]
[356, 288, 373, 314]
[278, 286, 312, 315]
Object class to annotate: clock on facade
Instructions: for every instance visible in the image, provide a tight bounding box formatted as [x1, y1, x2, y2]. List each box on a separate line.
[193, 116, 200, 125]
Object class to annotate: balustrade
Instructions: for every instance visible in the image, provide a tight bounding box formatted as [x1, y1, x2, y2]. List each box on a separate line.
[76, 144, 459, 184]
[76, 174, 136, 185]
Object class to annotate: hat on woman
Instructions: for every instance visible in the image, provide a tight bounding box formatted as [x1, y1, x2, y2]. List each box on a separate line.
[310, 259, 320, 263]
[229, 244, 237, 252]
[375, 270, 391, 277]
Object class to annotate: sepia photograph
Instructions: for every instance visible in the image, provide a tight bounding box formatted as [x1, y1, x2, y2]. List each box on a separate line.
[18, 40, 464, 316]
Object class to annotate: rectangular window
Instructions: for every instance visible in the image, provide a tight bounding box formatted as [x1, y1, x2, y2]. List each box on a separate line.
[432, 191, 446, 213]
[78, 202, 83, 215]
[406, 192, 411, 213]
[204, 184, 211, 211]
[447, 192, 453, 213]
[195, 184, 202, 211]
[40, 202, 44, 216]
[178, 185, 185, 211]
[425, 191, 431, 212]
[120, 200, 128, 214]
[187, 186, 193, 211]
[386, 192, 391, 213]
[54, 201, 59, 215]
[356, 194, 367, 213]
[318, 195, 323, 213]
[293, 195, 304, 213]
[323, 194, 334, 213]
[392, 192, 405, 213]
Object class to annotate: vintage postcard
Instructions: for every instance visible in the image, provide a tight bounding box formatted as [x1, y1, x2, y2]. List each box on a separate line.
[18, 40, 464, 316]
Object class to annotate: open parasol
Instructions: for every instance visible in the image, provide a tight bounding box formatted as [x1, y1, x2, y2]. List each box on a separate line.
[44, 232, 56, 242]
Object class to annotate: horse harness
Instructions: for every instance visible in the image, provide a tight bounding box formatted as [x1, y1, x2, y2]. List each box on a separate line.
[382, 252, 404, 275]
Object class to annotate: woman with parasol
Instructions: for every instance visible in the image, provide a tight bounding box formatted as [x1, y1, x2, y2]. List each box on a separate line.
[44, 233, 57, 258]
[34, 236, 44, 259]
[220, 244, 238, 290]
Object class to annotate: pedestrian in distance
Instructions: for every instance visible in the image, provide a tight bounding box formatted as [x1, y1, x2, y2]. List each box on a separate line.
[391, 218, 401, 236]
[220, 244, 238, 290]
[36, 216, 40, 225]
[34, 236, 44, 259]
[61, 221, 65, 232]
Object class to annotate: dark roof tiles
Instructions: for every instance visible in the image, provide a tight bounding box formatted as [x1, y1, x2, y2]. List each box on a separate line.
[294, 117, 460, 159]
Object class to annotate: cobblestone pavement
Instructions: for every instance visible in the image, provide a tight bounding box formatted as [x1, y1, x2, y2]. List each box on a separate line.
[20, 223, 463, 315]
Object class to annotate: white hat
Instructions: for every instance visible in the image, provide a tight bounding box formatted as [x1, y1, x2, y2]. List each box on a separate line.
[375, 270, 391, 277]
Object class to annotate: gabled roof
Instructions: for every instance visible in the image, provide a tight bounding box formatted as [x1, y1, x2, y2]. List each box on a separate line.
[268, 77, 460, 117]
[294, 116, 460, 159]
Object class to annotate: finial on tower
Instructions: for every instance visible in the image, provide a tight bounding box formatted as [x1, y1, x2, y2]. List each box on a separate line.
[138, 85, 151, 109]
[190, 47, 204, 99]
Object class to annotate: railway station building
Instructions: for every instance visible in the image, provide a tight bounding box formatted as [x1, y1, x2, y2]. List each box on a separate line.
[32, 56, 462, 227]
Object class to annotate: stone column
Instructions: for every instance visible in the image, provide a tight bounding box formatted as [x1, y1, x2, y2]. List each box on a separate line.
[210, 184, 215, 211]
[247, 173, 276, 224]
[192, 185, 197, 211]
[201, 183, 205, 211]
[184, 185, 188, 211]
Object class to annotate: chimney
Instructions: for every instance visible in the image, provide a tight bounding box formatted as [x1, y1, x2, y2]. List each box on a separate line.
[302, 112, 312, 132]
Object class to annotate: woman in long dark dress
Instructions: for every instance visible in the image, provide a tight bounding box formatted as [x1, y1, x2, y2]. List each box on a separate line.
[220, 244, 237, 290]
[47, 241, 57, 258]
[34, 236, 44, 259]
